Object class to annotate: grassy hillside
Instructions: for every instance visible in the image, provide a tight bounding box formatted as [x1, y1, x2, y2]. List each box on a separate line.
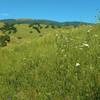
[0, 22, 99, 100]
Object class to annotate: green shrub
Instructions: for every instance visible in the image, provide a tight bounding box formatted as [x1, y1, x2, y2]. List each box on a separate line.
[0, 35, 10, 47]
[29, 23, 42, 33]
[45, 25, 49, 28]
[0, 23, 17, 34]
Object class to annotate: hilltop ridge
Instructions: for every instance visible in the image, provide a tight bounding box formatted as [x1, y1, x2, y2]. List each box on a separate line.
[0, 19, 94, 26]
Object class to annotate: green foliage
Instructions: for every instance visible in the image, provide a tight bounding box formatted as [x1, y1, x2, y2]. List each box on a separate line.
[0, 35, 10, 47]
[45, 25, 49, 28]
[51, 25, 56, 29]
[29, 23, 42, 33]
[0, 23, 17, 34]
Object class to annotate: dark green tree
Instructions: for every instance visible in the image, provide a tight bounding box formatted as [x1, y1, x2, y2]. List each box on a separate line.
[29, 23, 41, 33]
[0, 23, 17, 34]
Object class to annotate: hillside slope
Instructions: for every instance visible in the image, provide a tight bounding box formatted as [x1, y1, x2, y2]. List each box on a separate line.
[0, 23, 99, 100]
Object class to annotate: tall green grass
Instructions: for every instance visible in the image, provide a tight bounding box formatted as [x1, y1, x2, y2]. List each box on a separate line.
[0, 24, 99, 100]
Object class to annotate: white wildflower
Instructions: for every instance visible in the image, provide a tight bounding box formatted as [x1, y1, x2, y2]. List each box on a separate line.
[61, 49, 64, 53]
[56, 34, 58, 37]
[87, 30, 90, 33]
[65, 37, 69, 42]
[87, 29, 92, 33]
[82, 43, 89, 47]
[60, 65, 64, 68]
[94, 34, 98, 37]
[64, 54, 67, 57]
[90, 66, 94, 70]
[23, 58, 27, 60]
[76, 63, 80, 67]
[63, 45, 66, 47]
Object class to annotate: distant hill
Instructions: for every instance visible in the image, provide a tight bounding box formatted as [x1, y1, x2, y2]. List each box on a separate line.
[0, 19, 94, 26]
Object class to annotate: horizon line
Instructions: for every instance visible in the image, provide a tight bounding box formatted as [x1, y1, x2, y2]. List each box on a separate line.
[0, 18, 96, 24]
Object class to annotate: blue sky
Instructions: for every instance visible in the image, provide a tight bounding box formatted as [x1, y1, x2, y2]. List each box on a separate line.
[0, 0, 100, 23]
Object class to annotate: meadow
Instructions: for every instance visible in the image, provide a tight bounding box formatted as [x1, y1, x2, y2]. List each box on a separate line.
[0, 22, 99, 100]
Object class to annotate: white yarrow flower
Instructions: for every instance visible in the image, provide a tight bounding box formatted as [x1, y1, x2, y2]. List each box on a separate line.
[56, 34, 58, 37]
[94, 34, 98, 37]
[82, 43, 89, 47]
[64, 54, 67, 57]
[61, 49, 64, 53]
[76, 63, 80, 67]
[87, 29, 92, 33]
[87, 30, 90, 33]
